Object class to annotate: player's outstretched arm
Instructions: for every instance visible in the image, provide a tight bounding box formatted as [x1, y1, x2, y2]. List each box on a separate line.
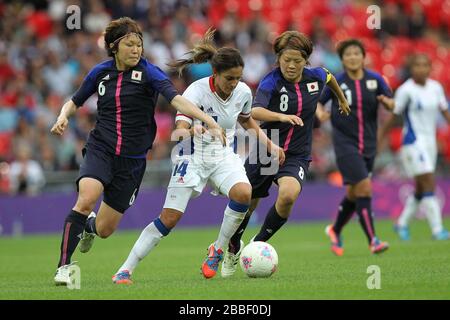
[172, 120, 193, 143]
[170, 95, 226, 146]
[377, 95, 395, 111]
[173, 119, 206, 140]
[239, 116, 285, 165]
[50, 100, 77, 136]
[252, 107, 303, 126]
[326, 75, 350, 115]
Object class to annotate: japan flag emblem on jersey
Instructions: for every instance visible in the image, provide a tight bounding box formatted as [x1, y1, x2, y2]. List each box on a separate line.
[307, 82, 319, 93]
[131, 70, 142, 81]
[366, 79, 378, 90]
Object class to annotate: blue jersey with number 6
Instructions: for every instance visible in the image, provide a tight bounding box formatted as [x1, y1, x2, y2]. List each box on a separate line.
[72, 58, 178, 158]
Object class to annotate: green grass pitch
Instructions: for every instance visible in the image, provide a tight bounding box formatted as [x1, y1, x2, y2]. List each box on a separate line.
[1, 218, 449, 300]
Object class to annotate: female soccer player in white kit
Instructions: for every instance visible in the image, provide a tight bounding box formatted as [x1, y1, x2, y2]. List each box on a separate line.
[381, 54, 450, 240]
[112, 29, 285, 283]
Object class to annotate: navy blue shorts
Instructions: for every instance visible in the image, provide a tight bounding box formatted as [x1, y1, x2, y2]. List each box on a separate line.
[245, 154, 310, 199]
[77, 145, 146, 213]
[336, 153, 374, 185]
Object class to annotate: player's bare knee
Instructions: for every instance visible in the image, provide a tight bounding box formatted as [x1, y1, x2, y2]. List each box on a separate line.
[354, 187, 372, 198]
[73, 197, 96, 214]
[354, 180, 372, 197]
[418, 174, 435, 192]
[229, 183, 252, 205]
[277, 192, 298, 207]
[230, 191, 251, 206]
[161, 217, 178, 229]
[421, 185, 435, 194]
[96, 231, 110, 239]
[96, 225, 115, 239]
[414, 181, 424, 195]
[160, 209, 182, 229]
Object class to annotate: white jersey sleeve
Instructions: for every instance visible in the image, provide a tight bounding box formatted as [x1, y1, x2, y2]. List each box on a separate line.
[437, 83, 449, 111]
[393, 83, 409, 115]
[239, 87, 253, 118]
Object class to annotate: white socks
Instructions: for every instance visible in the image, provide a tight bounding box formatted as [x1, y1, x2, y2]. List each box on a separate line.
[398, 193, 444, 235]
[215, 202, 248, 251]
[118, 222, 164, 274]
[421, 195, 444, 235]
[398, 195, 419, 227]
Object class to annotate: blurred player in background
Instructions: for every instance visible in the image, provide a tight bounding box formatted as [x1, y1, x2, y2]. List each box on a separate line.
[318, 39, 394, 256]
[221, 31, 350, 278]
[51, 17, 224, 286]
[381, 54, 450, 240]
[112, 29, 284, 283]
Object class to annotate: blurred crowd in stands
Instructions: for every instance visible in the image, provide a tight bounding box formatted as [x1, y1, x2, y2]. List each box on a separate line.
[0, 0, 449, 195]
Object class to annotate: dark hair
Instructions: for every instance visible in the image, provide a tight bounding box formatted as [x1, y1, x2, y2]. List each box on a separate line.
[168, 28, 244, 76]
[104, 17, 143, 57]
[409, 53, 431, 67]
[273, 31, 313, 63]
[336, 39, 366, 59]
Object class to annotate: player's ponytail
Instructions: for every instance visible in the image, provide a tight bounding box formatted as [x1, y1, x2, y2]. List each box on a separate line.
[168, 28, 217, 76]
[169, 28, 244, 76]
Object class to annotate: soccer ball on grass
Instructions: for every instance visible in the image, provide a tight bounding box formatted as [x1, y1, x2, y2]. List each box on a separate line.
[239, 241, 278, 278]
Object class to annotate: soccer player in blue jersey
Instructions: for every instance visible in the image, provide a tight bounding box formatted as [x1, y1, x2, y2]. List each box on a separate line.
[221, 31, 351, 277]
[51, 17, 225, 285]
[319, 39, 394, 256]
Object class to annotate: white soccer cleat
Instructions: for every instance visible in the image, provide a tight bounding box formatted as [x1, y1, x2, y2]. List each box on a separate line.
[221, 240, 244, 278]
[54, 261, 77, 286]
[79, 212, 96, 253]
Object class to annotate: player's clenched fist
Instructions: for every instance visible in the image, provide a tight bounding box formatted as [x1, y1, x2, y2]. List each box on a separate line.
[50, 116, 68, 135]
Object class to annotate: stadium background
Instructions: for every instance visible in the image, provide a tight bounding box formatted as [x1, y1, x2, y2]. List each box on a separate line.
[0, 0, 449, 236]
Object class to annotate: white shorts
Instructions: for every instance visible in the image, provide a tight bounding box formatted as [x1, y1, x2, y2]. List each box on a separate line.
[163, 153, 250, 213]
[400, 139, 437, 177]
